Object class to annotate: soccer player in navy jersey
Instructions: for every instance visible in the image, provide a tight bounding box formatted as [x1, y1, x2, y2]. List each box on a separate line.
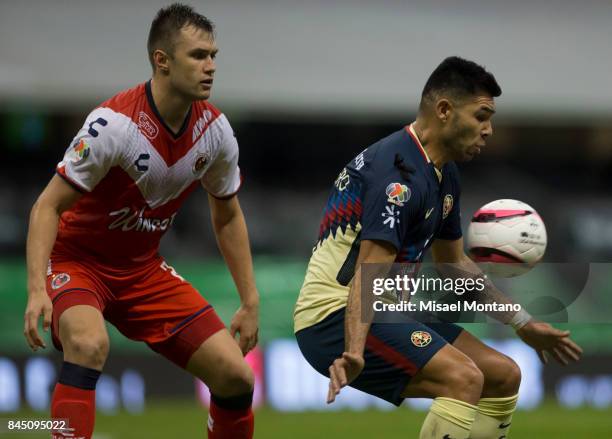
[294, 56, 583, 438]
[24, 4, 257, 438]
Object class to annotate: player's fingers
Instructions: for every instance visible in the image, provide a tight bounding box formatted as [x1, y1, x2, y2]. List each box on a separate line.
[26, 310, 45, 349]
[334, 361, 348, 387]
[30, 323, 46, 349]
[557, 339, 581, 362]
[327, 381, 336, 404]
[559, 345, 580, 362]
[561, 338, 583, 357]
[248, 332, 259, 352]
[537, 350, 548, 365]
[551, 348, 568, 366]
[330, 361, 347, 391]
[42, 305, 53, 332]
[244, 335, 257, 354]
[552, 328, 570, 338]
[23, 315, 36, 350]
[328, 366, 339, 395]
[230, 324, 238, 339]
[238, 335, 249, 355]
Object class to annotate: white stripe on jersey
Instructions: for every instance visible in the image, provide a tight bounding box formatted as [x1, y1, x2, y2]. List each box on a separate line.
[59, 107, 240, 209]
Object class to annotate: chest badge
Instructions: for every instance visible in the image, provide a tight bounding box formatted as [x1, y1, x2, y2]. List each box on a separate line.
[192, 153, 209, 174]
[442, 194, 454, 219]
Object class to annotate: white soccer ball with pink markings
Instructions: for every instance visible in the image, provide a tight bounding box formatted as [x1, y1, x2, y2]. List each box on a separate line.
[466, 199, 547, 277]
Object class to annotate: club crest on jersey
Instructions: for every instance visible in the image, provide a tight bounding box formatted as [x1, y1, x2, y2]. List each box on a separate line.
[138, 112, 159, 140]
[411, 330, 432, 347]
[192, 153, 209, 174]
[51, 273, 71, 290]
[443, 194, 454, 219]
[386, 182, 411, 206]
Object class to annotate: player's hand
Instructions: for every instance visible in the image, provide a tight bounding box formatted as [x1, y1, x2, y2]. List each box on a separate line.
[23, 289, 53, 351]
[327, 352, 365, 404]
[230, 299, 259, 356]
[516, 321, 583, 365]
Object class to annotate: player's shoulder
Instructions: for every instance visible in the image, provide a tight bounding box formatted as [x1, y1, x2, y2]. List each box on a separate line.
[81, 83, 146, 139]
[193, 100, 233, 140]
[100, 82, 145, 112]
[365, 128, 422, 175]
[360, 129, 424, 182]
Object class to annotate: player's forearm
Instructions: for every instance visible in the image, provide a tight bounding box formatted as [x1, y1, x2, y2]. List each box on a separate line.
[26, 201, 60, 295]
[212, 207, 259, 306]
[452, 255, 530, 326]
[344, 266, 372, 356]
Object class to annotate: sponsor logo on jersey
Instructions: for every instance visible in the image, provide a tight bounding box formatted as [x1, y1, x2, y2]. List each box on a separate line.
[411, 330, 432, 347]
[443, 194, 454, 219]
[354, 149, 367, 170]
[386, 182, 411, 206]
[192, 110, 213, 143]
[51, 273, 71, 290]
[382, 204, 400, 229]
[192, 153, 209, 174]
[425, 207, 435, 219]
[71, 139, 91, 162]
[108, 207, 177, 232]
[334, 168, 350, 191]
[138, 112, 159, 140]
[134, 153, 150, 172]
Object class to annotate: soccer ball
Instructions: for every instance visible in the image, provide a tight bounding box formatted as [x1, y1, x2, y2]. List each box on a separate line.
[466, 199, 547, 277]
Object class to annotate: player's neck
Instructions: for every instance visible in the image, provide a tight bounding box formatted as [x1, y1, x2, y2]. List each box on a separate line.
[150, 78, 192, 134]
[413, 118, 450, 170]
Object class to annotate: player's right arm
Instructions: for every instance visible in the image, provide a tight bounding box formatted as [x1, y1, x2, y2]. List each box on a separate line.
[24, 176, 82, 351]
[327, 239, 397, 403]
[24, 108, 120, 351]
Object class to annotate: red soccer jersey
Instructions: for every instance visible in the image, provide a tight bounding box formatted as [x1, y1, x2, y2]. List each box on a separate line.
[54, 81, 241, 266]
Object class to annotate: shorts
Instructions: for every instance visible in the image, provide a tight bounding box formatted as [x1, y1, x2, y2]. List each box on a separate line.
[295, 307, 463, 406]
[46, 255, 226, 369]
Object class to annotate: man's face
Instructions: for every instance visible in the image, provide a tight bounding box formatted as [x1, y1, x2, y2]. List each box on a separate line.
[166, 25, 217, 101]
[442, 94, 496, 162]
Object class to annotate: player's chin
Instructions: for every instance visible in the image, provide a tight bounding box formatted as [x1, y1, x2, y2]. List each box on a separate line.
[196, 88, 211, 99]
[456, 151, 475, 162]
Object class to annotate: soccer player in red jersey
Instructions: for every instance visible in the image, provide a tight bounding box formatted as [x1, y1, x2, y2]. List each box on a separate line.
[23, 4, 257, 438]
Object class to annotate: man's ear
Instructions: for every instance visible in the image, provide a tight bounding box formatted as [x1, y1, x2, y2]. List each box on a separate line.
[153, 49, 171, 74]
[435, 98, 453, 123]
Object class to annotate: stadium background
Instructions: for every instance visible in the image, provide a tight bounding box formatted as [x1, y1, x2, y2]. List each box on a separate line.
[1, 0, 611, 437]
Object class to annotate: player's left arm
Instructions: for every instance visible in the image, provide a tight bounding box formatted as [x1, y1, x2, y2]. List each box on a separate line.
[432, 237, 583, 365]
[208, 193, 259, 355]
[201, 116, 258, 354]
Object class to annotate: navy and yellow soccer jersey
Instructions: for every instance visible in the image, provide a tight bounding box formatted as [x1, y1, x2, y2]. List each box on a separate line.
[294, 124, 462, 332]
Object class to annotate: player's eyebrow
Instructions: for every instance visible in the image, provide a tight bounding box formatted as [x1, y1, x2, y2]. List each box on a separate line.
[188, 47, 218, 57]
[479, 106, 496, 114]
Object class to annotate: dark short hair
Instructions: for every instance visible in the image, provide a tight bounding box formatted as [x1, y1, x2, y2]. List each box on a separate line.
[147, 3, 215, 70]
[420, 56, 501, 109]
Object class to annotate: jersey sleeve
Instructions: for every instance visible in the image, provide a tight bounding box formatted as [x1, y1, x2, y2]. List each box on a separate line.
[437, 163, 463, 240]
[201, 115, 242, 199]
[56, 107, 124, 192]
[360, 173, 422, 252]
